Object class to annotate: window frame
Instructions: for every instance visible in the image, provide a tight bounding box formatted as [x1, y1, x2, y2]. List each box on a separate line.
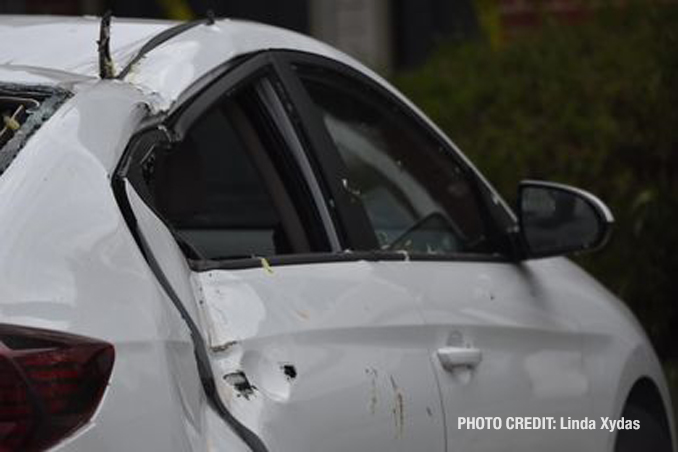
[116, 52, 340, 265]
[115, 50, 516, 272]
[270, 53, 381, 251]
[275, 50, 515, 261]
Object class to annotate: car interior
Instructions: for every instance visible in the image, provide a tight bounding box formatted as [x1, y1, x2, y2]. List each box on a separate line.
[146, 86, 312, 260]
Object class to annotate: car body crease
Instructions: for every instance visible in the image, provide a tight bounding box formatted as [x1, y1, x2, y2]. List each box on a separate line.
[111, 176, 269, 452]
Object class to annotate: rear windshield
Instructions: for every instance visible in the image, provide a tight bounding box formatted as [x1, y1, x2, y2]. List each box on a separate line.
[0, 85, 69, 175]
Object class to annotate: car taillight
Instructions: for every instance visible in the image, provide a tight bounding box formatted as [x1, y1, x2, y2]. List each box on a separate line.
[0, 324, 114, 452]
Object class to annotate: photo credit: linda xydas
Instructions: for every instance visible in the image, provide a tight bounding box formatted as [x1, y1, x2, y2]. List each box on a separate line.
[457, 417, 641, 432]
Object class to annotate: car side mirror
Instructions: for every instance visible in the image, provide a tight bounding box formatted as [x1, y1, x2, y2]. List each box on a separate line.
[517, 180, 614, 259]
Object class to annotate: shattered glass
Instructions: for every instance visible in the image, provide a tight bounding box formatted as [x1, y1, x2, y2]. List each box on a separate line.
[0, 85, 70, 175]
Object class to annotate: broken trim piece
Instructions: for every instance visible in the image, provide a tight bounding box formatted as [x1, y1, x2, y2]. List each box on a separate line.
[190, 249, 509, 272]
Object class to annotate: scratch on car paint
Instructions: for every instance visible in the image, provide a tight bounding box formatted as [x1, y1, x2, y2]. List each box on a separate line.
[390, 375, 405, 438]
[223, 371, 256, 400]
[365, 368, 378, 415]
[294, 309, 309, 320]
[124, 80, 171, 114]
[211, 340, 238, 353]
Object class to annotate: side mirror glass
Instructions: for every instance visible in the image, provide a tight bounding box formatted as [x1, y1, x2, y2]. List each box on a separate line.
[518, 180, 614, 258]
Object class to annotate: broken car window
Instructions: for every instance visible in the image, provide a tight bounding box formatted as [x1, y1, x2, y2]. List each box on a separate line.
[142, 85, 316, 261]
[0, 86, 69, 175]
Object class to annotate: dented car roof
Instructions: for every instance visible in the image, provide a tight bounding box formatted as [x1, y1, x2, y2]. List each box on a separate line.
[0, 16, 174, 83]
[0, 15, 368, 111]
[0, 14, 464, 185]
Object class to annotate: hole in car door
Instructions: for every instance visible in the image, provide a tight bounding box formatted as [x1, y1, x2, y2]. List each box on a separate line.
[121, 60, 448, 452]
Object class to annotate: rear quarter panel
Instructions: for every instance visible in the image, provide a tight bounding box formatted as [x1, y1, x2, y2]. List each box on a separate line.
[0, 82, 246, 451]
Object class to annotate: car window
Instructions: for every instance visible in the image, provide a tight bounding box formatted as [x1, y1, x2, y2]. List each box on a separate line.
[296, 67, 497, 255]
[141, 83, 320, 260]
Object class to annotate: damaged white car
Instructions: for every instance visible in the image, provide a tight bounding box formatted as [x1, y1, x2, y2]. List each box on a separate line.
[0, 14, 674, 452]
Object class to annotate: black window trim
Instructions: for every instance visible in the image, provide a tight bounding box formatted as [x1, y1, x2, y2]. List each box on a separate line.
[254, 78, 342, 251]
[166, 53, 339, 258]
[190, 250, 512, 272]
[172, 53, 273, 141]
[112, 128, 270, 452]
[116, 52, 337, 261]
[269, 52, 381, 251]
[115, 50, 515, 282]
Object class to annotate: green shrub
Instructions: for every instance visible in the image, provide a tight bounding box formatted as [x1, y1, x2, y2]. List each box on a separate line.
[395, 3, 678, 359]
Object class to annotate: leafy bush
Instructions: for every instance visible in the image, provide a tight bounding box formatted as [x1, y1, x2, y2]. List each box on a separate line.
[395, 3, 678, 359]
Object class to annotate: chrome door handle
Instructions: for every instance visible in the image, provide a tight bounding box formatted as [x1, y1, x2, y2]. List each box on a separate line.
[437, 347, 482, 371]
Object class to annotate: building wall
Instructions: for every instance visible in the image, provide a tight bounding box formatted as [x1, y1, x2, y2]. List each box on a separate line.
[310, 0, 392, 72]
[0, 0, 608, 73]
[498, 0, 590, 29]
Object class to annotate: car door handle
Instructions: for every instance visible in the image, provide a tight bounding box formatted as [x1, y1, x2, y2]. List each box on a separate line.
[437, 347, 482, 371]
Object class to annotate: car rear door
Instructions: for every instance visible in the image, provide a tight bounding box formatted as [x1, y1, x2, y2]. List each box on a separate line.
[117, 53, 445, 452]
[281, 52, 594, 451]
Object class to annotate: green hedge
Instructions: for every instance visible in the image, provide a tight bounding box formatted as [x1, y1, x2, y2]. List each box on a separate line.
[395, 4, 678, 359]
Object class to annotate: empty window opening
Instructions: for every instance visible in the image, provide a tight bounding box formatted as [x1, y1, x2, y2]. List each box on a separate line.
[141, 84, 324, 261]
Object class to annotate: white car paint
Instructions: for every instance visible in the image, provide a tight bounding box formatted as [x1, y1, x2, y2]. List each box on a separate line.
[0, 15, 673, 452]
[380, 258, 622, 451]
[0, 80, 240, 450]
[0, 15, 174, 79]
[194, 264, 446, 451]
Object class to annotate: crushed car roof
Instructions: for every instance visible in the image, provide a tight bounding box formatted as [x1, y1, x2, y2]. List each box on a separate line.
[0, 16, 174, 82]
[0, 15, 367, 110]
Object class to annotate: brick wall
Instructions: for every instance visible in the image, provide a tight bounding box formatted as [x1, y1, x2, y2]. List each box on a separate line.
[498, 0, 590, 29]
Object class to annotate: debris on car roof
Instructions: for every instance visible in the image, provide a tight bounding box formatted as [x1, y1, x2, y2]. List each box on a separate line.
[98, 11, 115, 80]
[0, 96, 37, 148]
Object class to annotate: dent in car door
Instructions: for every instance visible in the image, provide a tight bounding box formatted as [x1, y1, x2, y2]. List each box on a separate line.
[195, 262, 445, 452]
[119, 52, 446, 452]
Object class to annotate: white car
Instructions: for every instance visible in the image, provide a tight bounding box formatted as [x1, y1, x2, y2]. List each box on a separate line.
[0, 15, 674, 452]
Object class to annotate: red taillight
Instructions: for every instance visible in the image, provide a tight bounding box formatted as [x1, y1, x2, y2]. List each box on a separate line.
[0, 325, 114, 452]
